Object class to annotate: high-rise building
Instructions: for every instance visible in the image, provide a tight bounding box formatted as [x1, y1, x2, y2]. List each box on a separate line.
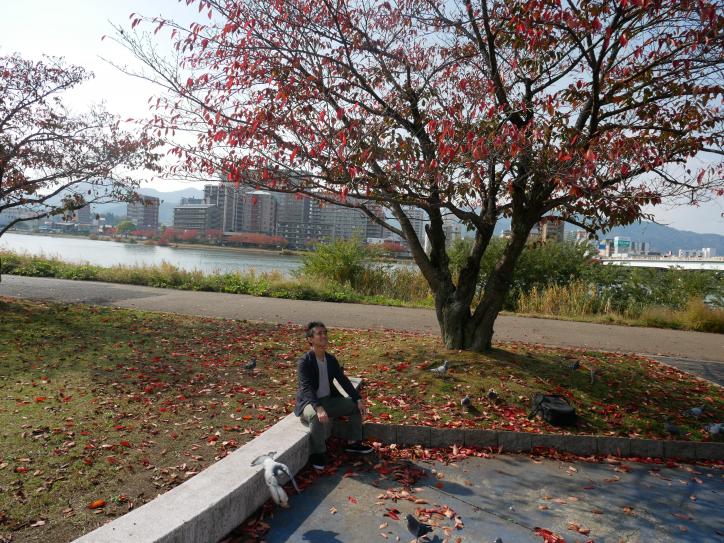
[127, 196, 160, 231]
[240, 190, 277, 235]
[173, 204, 221, 232]
[204, 183, 248, 232]
[613, 236, 631, 255]
[75, 204, 92, 225]
[442, 215, 461, 249]
[364, 201, 387, 240]
[540, 218, 564, 242]
[402, 206, 428, 247]
[318, 201, 368, 241]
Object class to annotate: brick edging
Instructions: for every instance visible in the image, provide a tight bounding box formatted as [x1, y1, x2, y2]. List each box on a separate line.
[336, 423, 724, 461]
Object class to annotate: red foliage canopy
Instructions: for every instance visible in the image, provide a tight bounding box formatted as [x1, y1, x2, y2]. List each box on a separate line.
[117, 0, 723, 350]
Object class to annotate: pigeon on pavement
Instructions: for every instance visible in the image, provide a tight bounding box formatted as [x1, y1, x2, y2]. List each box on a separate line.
[494, 539, 503, 543]
[251, 451, 300, 507]
[406, 513, 433, 541]
[244, 357, 257, 371]
[430, 360, 449, 376]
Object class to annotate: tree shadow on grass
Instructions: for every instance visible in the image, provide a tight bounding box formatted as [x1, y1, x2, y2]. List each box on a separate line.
[397, 340, 724, 440]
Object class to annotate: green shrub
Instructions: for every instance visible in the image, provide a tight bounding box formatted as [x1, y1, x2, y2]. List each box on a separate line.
[684, 298, 724, 333]
[300, 237, 371, 288]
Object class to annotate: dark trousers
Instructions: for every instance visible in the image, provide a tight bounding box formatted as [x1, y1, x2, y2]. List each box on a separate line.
[300, 396, 363, 454]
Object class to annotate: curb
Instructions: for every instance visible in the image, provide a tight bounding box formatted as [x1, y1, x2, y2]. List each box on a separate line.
[359, 423, 724, 461]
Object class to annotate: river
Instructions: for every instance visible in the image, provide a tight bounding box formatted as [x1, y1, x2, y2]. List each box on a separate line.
[0, 233, 303, 275]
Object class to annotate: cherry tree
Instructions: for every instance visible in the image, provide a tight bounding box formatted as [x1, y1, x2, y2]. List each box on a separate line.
[0, 54, 159, 237]
[118, 0, 722, 351]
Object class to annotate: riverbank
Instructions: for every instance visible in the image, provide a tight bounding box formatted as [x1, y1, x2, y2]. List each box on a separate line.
[1, 250, 722, 333]
[5, 230, 412, 264]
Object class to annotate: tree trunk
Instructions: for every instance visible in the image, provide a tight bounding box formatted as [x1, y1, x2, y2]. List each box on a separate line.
[435, 220, 532, 352]
[469, 221, 532, 351]
[436, 295, 473, 349]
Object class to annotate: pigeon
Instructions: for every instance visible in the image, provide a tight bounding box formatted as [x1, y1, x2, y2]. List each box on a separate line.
[494, 539, 503, 543]
[487, 389, 498, 401]
[250, 451, 300, 508]
[665, 420, 681, 437]
[687, 405, 705, 418]
[461, 395, 471, 408]
[430, 360, 449, 376]
[244, 357, 257, 371]
[570, 360, 581, 370]
[406, 513, 433, 541]
[706, 423, 722, 435]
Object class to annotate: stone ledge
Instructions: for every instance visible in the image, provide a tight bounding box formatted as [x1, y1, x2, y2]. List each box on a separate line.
[73, 378, 361, 543]
[359, 423, 724, 461]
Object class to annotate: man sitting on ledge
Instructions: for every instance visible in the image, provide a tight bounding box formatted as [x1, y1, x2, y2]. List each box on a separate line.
[294, 321, 373, 470]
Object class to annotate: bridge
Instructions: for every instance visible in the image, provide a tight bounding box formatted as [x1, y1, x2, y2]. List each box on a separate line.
[601, 257, 724, 271]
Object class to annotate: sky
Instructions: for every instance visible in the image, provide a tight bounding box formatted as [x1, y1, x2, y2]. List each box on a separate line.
[1, 0, 722, 235]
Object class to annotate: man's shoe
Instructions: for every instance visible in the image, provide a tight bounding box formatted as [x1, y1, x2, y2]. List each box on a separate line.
[345, 441, 373, 454]
[310, 453, 327, 470]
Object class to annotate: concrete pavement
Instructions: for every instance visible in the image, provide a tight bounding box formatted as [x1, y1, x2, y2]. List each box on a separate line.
[1, 275, 722, 377]
[260, 453, 724, 543]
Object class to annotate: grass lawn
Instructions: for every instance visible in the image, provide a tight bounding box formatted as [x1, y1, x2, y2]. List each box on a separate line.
[1, 297, 722, 543]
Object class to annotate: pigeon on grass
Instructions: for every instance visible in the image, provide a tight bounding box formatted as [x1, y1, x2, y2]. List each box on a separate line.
[430, 360, 449, 376]
[244, 357, 257, 371]
[461, 395, 471, 409]
[706, 422, 722, 435]
[665, 419, 681, 437]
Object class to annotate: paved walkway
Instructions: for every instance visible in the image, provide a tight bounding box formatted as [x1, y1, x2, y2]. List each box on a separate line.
[261, 453, 724, 543]
[2, 275, 722, 382]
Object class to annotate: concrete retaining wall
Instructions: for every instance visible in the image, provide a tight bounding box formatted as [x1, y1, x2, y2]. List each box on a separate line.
[362, 423, 724, 461]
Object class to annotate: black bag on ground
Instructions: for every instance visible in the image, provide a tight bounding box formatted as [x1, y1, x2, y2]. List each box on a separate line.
[528, 394, 577, 426]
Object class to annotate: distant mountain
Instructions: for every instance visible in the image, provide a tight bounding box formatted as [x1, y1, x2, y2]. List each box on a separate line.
[603, 222, 723, 255]
[130, 187, 205, 225]
[89, 187, 205, 225]
[484, 218, 722, 254]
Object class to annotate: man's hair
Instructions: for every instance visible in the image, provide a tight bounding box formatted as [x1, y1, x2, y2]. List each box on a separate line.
[305, 321, 326, 339]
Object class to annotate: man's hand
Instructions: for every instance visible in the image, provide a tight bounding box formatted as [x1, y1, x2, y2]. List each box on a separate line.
[316, 406, 330, 424]
[357, 399, 367, 418]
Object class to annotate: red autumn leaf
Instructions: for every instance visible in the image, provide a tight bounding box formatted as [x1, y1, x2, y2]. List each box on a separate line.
[88, 499, 106, 509]
[534, 527, 566, 542]
[34, 396, 46, 403]
[348, 495, 358, 504]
